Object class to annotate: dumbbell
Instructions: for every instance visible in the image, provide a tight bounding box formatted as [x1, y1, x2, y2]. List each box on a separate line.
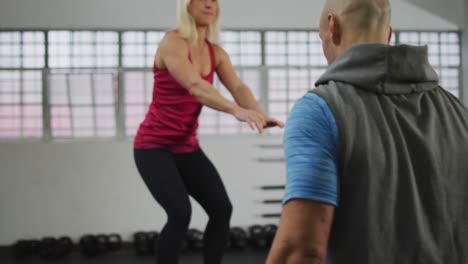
[96, 234, 110, 254]
[186, 229, 204, 250]
[106, 234, 123, 252]
[57, 237, 74, 256]
[133, 231, 189, 255]
[229, 227, 248, 250]
[133, 231, 161, 256]
[80, 233, 123, 257]
[12, 240, 40, 259]
[134, 232, 152, 256]
[146, 232, 159, 253]
[80, 234, 107, 257]
[39, 236, 73, 260]
[248, 225, 268, 250]
[264, 224, 278, 247]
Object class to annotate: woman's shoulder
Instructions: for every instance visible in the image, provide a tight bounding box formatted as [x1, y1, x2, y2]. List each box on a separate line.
[160, 29, 188, 47]
[162, 29, 182, 41]
[210, 43, 228, 63]
[209, 42, 226, 55]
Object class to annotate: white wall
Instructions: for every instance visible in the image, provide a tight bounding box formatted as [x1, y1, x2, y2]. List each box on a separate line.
[0, 0, 460, 30]
[0, 136, 285, 245]
[405, 0, 464, 28]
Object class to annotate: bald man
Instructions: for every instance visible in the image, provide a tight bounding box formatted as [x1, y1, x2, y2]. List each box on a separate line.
[267, 0, 468, 263]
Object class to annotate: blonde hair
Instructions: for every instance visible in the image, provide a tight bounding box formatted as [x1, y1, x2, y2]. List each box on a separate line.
[176, 0, 221, 45]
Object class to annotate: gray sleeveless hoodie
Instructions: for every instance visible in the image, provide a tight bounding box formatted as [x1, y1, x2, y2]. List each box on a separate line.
[312, 44, 468, 264]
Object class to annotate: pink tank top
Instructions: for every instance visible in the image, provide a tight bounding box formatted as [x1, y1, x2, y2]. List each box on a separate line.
[134, 39, 215, 153]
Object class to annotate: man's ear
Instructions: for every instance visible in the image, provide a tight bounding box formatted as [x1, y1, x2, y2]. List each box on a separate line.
[387, 26, 393, 44]
[329, 14, 341, 46]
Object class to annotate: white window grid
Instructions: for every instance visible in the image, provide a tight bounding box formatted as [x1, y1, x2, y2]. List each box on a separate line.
[222, 31, 262, 66]
[0, 70, 43, 138]
[0, 30, 462, 140]
[48, 70, 117, 139]
[0, 31, 45, 69]
[48, 31, 119, 68]
[122, 70, 153, 136]
[122, 31, 165, 68]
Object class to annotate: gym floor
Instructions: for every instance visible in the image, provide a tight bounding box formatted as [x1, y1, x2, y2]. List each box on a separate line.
[0, 247, 269, 264]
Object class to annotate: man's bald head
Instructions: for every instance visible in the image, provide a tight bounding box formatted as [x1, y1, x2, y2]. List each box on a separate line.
[325, 0, 391, 34]
[319, 0, 392, 64]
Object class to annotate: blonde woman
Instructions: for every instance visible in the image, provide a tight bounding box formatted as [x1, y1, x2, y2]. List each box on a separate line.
[133, 0, 284, 263]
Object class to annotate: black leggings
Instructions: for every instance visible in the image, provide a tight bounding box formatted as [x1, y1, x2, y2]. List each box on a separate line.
[134, 148, 233, 264]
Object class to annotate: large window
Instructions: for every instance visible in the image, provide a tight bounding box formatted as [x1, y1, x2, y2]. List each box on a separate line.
[0, 31, 45, 139]
[46, 31, 120, 139]
[0, 30, 462, 140]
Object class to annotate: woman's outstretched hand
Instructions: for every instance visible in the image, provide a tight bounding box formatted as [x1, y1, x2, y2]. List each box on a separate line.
[262, 115, 285, 129]
[233, 107, 266, 134]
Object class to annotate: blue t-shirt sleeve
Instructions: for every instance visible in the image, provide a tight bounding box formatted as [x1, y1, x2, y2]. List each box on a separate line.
[282, 93, 339, 207]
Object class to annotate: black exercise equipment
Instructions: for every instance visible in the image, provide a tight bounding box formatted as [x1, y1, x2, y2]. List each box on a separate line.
[106, 233, 123, 251]
[79, 234, 123, 257]
[57, 236, 73, 256]
[12, 240, 40, 259]
[95, 234, 109, 254]
[186, 228, 204, 250]
[133, 232, 152, 256]
[39, 237, 57, 259]
[79, 235, 104, 257]
[229, 227, 248, 250]
[264, 224, 278, 247]
[39, 236, 73, 259]
[146, 231, 159, 253]
[248, 225, 268, 249]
